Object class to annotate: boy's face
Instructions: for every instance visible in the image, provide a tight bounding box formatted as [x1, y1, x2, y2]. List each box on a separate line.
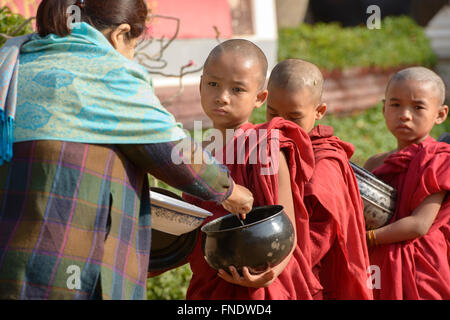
[200, 52, 267, 130]
[383, 79, 448, 148]
[266, 85, 325, 133]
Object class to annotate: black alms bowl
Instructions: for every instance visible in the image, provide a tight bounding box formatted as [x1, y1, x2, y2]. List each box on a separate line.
[201, 205, 295, 274]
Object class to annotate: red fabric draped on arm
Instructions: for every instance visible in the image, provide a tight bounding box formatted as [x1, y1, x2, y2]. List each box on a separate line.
[184, 117, 322, 300]
[305, 125, 373, 300]
[370, 136, 450, 300]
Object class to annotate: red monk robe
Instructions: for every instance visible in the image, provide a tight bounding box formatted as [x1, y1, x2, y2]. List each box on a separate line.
[183, 117, 323, 299]
[305, 125, 373, 300]
[370, 136, 450, 300]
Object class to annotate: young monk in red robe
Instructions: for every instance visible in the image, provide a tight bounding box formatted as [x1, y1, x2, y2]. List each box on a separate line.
[266, 59, 373, 299]
[364, 67, 449, 300]
[183, 40, 323, 299]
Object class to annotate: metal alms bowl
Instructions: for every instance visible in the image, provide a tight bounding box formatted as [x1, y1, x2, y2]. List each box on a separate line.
[350, 162, 397, 230]
[201, 205, 295, 274]
[148, 187, 212, 272]
[150, 187, 212, 236]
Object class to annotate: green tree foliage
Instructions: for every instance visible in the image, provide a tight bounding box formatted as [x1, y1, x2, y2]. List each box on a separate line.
[278, 16, 436, 71]
[147, 264, 192, 300]
[0, 6, 33, 47]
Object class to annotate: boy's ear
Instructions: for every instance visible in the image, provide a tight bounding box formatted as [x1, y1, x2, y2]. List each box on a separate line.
[315, 103, 327, 121]
[435, 104, 449, 125]
[255, 89, 268, 108]
[382, 99, 386, 114]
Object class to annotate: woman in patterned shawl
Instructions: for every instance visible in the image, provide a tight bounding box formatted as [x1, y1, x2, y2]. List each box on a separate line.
[0, 0, 253, 300]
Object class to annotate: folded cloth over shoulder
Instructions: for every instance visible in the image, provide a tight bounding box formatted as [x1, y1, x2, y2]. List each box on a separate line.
[305, 125, 372, 300]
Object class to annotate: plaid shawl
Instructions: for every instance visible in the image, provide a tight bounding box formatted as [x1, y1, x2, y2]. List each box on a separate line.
[0, 138, 233, 300]
[0, 141, 150, 299]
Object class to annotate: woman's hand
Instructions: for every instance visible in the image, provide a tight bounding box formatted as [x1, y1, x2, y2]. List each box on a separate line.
[217, 266, 276, 288]
[221, 183, 254, 218]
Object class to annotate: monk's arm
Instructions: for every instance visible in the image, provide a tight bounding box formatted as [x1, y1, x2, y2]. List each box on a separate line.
[372, 191, 446, 245]
[264, 150, 297, 282]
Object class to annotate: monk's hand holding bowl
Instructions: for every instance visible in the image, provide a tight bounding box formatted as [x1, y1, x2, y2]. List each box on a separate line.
[217, 266, 276, 288]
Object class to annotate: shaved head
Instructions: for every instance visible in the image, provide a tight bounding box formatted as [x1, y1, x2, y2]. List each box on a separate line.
[386, 67, 446, 104]
[204, 39, 268, 89]
[268, 59, 324, 103]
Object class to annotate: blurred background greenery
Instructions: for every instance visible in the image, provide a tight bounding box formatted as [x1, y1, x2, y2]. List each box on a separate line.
[278, 16, 437, 71]
[0, 6, 33, 47]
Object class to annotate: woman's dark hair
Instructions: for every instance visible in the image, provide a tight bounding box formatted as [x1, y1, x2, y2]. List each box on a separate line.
[36, 0, 148, 40]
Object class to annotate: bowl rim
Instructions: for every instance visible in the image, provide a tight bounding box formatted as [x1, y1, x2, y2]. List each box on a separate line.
[355, 176, 397, 197]
[151, 204, 204, 235]
[350, 161, 397, 195]
[150, 190, 213, 218]
[201, 205, 285, 234]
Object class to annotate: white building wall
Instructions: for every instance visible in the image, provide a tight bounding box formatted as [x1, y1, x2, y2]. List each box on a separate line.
[146, 0, 278, 88]
[426, 5, 450, 102]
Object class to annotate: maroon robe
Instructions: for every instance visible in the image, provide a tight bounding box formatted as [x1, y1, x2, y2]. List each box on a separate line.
[305, 125, 373, 300]
[370, 136, 450, 299]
